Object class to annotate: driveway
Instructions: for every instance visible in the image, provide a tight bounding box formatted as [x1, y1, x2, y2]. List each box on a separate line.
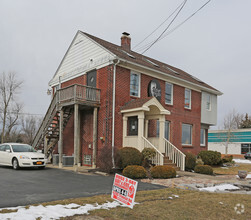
[0, 166, 165, 208]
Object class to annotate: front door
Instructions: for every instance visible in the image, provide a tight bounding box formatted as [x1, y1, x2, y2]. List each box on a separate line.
[87, 70, 97, 88]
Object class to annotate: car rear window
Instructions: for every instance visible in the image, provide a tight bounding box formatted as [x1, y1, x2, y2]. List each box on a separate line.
[12, 145, 36, 152]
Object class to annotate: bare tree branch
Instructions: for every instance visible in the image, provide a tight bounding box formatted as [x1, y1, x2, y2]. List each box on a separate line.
[0, 72, 23, 143]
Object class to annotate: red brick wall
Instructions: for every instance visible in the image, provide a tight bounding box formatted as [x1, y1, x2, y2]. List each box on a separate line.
[114, 66, 203, 155]
[55, 64, 205, 165]
[81, 110, 93, 165]
[62, 114, 74, 156]
[61, 75, 86, 88]
[96, 65, 114, 166]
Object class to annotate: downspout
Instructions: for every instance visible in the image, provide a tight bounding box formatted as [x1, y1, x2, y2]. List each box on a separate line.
[112, 59, 120, 168]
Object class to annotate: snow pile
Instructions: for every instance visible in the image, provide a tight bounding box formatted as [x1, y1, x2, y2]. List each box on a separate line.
[233, 159, 251, 164]
[0, 201, 126, 220]
[199, 184, 240, 192]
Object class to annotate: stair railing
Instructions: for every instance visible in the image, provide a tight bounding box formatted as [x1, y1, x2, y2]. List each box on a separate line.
[142, 136, 163, 166]
[32, 92, 59, 149]
[33, 84, 101, 150]
[163, 138, 186, 171]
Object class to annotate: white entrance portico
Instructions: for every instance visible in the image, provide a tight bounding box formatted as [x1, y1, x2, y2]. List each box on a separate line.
[121, 97, 170, 153]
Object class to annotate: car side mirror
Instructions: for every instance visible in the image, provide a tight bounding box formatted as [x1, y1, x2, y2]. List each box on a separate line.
[6, 149, 11, 153]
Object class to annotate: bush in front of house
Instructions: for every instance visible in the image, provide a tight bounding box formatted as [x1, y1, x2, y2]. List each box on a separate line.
[198, 150, 221, 165]
[122, 165, 147, 179]
[150, 165, 176, 179]
[98, 146, 121, 173]
[185, 152, 196, 171]
[142, 148, 156, 160]
[222, 155, 233, 163]
[194, 165, 213, 175]
[196, 157, 204, 166]
[141, 148, 156, 168]
[118, 147, 143, 169]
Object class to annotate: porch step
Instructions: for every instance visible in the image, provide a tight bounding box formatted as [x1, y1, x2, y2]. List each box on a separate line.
[163, 156, 180, 171]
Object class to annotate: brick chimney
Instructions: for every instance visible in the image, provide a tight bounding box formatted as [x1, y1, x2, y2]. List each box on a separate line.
[121, 32, 131, 51]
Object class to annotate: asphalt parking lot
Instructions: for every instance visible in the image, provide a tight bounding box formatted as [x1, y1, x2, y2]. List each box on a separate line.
[0, 166, 165, 208]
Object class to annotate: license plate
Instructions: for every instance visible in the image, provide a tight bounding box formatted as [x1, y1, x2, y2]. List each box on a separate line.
[36, 161, 42, 165]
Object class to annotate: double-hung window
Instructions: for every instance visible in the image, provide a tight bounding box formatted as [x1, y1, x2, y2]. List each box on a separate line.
[200, 129, 205, 146]
[182, 124, 192, 145]
[184, 88, 191, 109]
[165, 82, 173, 105]
[130, 72, 140, 97]
[156, 120, 170, 140]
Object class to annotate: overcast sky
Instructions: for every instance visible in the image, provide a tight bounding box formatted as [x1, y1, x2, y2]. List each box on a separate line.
[0, 0, 250, 129]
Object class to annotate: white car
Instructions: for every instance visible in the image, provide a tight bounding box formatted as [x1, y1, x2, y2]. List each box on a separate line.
[0, 143, 46, 170]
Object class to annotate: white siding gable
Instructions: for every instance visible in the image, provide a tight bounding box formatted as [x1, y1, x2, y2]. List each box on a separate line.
[49, 31, 115, 86]
[201, 91, 217, 125]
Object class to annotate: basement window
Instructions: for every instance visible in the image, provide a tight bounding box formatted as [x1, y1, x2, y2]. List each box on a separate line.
[83, 155, 92, 165]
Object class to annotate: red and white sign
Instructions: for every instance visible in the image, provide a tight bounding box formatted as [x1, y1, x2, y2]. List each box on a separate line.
[111, 173, 138, 209]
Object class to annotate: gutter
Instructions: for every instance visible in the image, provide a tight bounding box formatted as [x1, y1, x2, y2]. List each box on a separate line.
[112, 58, 120, 168]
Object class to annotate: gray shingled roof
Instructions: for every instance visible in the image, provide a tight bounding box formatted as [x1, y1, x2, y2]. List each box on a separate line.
[81, 31, 221, 94]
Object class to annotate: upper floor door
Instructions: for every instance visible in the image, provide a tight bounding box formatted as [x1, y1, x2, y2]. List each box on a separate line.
[87, 70, 97, 88]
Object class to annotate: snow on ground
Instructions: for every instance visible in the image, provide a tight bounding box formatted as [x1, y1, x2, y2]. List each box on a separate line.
[233, 159, 251, 164]
[0, 201, 126, 220]
[199, 184, 240, 192]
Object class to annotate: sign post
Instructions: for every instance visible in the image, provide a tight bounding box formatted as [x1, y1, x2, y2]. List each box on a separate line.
[111, 174, 138, 209]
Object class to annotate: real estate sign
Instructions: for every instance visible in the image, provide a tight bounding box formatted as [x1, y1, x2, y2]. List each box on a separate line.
[111, 173, 138, 209]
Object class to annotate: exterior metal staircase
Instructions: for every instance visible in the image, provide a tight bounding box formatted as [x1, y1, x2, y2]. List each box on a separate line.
[32, 84, 100, 158]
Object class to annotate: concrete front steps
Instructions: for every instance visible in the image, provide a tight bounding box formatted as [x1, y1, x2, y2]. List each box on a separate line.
[163, 156, 180, 171]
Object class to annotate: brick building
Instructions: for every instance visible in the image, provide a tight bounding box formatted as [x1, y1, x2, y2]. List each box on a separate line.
[33, 31, 222, 170]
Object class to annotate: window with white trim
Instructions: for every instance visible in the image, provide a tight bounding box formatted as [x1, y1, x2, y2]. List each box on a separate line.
[130, 72, 140, 97]
[206, 94, 211, 111]
[128, 116, 138, 136]
[184, 88, 191, 109]
[182, 124, 192, 145]
[156, 120, 170, 140]
[200, 129, 205, 146]
[165, 82, 173, 105]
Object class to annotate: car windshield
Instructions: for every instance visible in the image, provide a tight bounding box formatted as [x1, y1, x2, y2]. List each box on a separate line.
[11, 144, 36, 152]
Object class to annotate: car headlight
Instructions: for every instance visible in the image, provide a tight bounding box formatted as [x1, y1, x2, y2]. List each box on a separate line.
[20, 155, 30, 159]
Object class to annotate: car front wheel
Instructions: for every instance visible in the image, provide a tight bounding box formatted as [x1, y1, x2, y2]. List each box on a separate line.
[12, 158, 20, 170]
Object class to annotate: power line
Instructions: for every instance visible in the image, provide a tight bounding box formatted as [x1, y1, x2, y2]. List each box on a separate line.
[133, 0, 186, 50]
[137, 0, 212, 53]
[141, 0, 187, 54]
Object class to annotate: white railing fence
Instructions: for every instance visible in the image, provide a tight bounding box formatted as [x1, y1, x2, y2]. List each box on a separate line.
[142, 136, 163, 166]
[163, 138, 186, 171]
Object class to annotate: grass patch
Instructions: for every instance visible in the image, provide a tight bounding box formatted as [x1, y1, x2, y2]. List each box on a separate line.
[60, 188, 249, 220]
[213, 164, 251, 175]
[1, 188, 250, 219]
[0, 209, 18, 214]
